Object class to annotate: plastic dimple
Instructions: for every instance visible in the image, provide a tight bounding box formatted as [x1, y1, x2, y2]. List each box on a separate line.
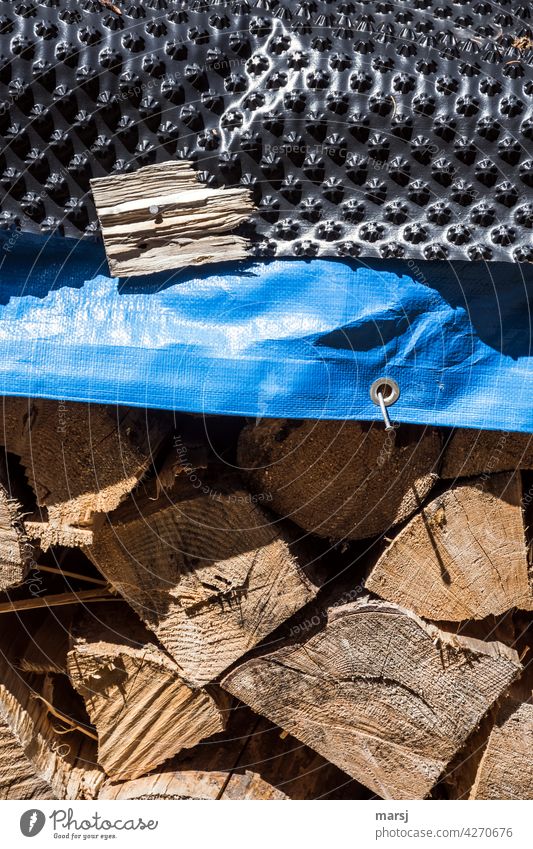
[0, 0, 530, 262]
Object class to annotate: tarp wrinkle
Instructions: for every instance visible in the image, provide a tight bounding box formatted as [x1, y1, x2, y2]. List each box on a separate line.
[0, 233, 532, 433]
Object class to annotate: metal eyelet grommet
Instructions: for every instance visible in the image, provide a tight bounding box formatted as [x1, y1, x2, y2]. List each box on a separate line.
[370, 377, 400, 432]
[370, 377, 400, 406]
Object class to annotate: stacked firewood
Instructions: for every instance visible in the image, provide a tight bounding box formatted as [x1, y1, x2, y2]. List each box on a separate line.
[0, 398, 532, 800]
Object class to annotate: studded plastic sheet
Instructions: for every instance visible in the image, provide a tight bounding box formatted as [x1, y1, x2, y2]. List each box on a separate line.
[0, 232, 532, 432]
[0, 0, 532, 262]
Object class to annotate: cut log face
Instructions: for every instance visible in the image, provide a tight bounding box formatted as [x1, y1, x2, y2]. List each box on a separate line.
[237, 419, 441, 540]
[86, 486, 321, 686]
[441, 429, 533, 479]
[0, 717, 54, 800]
[222, 600, 521, 800]
[0, 455, 33, 591]
[470, 701, 533, 800]
[67, 605, 229, 781]
[0, 398, 170, 536]
[366, 473, 532, 621]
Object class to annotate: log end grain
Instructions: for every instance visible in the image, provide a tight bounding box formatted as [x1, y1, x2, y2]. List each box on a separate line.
[442, 429, 533, 479]
[222, 600, 521, 799]
[366, 472, 532, 621]
[237, 419, 441, 540]
[470, 701, 533, 800]
[86, 486, 322, 686]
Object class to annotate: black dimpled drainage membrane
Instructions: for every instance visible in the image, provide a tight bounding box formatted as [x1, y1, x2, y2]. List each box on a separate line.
[0, 0, 532, 262]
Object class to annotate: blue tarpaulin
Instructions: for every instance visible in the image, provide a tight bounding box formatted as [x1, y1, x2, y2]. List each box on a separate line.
[0, 231, 532, 432]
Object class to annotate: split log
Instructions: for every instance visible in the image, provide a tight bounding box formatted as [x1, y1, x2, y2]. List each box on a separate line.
[67, 604, 229, 781]
[91, 161, 254, 276]
[100, 704, 258, 800]
[0, 501, 32, 591]
[507, 610, 533, 703]
[366, 473, 532, 621]
[19, 609, 72, 674]
[24, 520, 94, 550]
[0, 716, 54, 800]
[100, 767, 287, 801]
[0, 453, 33, 591]
[0, 398, 170, 543]
[440, 706, 501, 801]
[237, 419, 441, 540]
[86, 482, 322, 686]
[100, 708, 363, 800]
[223, 717, 366, 801]
[441, 428, 533, 479]
[222, 599, 521, 800]
[470, 701, 533, 799]
[0, 652, 103, 798]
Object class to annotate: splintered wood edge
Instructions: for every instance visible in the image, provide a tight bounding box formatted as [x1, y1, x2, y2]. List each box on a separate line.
[90, 161, 199, 206]
[91, 160, 256, 277]
[0, 490, 32, 591]
[25, 521, 94, 550]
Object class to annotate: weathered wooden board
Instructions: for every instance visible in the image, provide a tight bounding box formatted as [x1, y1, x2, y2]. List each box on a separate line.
[91, 161, 254, 276]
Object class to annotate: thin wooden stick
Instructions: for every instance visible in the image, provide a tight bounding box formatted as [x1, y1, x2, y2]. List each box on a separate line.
[36, 564, 108, 587]
[0, 588, 116, 614]
[32, 694, 98, 741]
